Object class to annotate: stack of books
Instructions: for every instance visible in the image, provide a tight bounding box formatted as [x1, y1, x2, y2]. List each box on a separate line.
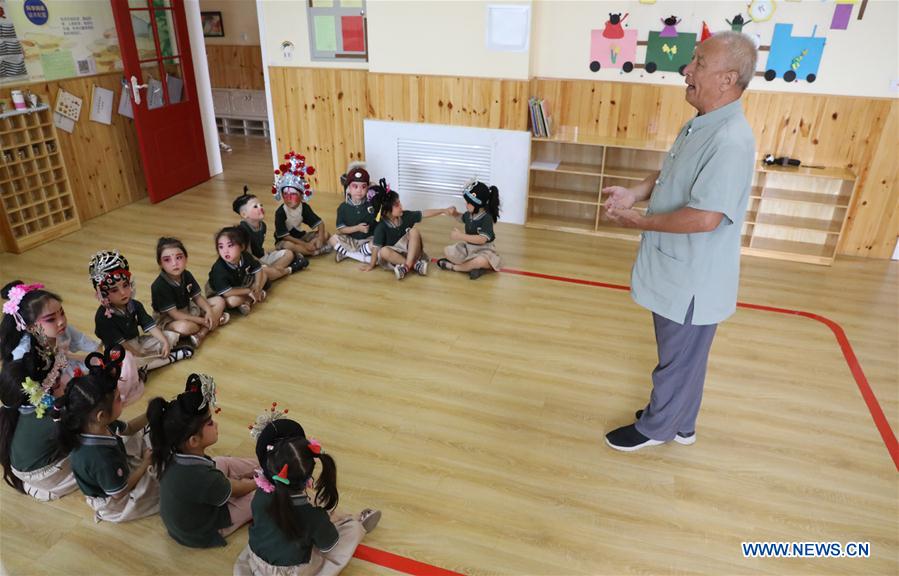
[528, 97, 551, 138]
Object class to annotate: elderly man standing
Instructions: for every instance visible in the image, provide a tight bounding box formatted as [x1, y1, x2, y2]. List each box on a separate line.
[603, 32, 758, 451]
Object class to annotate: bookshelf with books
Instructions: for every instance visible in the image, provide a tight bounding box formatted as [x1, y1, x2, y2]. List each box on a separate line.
[526, 131, 857, 266]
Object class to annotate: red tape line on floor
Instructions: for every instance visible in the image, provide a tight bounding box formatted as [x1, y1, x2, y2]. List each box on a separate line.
[358, 264, 898, 574]
[354, 544, 464, 575]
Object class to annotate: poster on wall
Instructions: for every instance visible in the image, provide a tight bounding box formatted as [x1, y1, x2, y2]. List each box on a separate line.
[0, 0, 27, 80]
[3, 0, 122, 84]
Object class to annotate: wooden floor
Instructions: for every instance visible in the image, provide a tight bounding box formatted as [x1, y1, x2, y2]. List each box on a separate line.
[1, 136, 897, 575]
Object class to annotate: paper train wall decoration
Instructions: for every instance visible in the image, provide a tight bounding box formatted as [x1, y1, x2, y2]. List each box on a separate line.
[588, 14, 827, 84]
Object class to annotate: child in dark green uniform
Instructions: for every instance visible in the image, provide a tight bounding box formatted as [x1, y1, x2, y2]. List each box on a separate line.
[233, 188, 307, 280]
[364, 179, 454, 280]
[437, 180, 503, 279]
[147, 373, 257, 548]
[271, 151, 332, 258]
[1, 281, 77, 501]
[152, 237, 230, 349]
[207, 227, 270, 316]
[234, 415, 381, 575]
[90, 250, 193, 388]
[55, 346, 160, 522]
[328, 162, 377, 265]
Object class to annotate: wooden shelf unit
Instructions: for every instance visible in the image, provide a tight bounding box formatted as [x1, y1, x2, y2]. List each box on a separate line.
[0, 105, 80, 253]
[526, 135, 857, 266]
[527, 134, 666, 243]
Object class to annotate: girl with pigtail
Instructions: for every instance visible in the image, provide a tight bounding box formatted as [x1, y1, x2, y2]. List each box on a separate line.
[55, 345, 160, 522]
[146, 373, 257, 548]
[437, 180, 504, 280]
[234, 412, 381, 575]
[363, 178, 455, 280]
[0, 281, 78, 500]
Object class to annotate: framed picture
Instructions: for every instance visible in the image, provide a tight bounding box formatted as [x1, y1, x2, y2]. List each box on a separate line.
[201, 11, 224, 38]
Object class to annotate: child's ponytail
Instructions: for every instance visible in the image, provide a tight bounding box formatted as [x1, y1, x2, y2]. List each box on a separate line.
[311, 450, 338, 511]
[146, 397, 172, 475]
[367, 178, 398, 221]
[486, 185, 501, 223]
[0, 362, 29, 492]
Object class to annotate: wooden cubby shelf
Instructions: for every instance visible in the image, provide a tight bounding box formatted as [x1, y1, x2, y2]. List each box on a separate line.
[0, 104, 80, 253]
[526, 132, 858, 266]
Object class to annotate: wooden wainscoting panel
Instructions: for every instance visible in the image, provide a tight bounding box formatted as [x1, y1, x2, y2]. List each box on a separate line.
[206, 44, 265, 90]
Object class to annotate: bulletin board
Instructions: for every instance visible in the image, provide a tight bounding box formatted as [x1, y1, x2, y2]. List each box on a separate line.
[1, 0, 122, 84]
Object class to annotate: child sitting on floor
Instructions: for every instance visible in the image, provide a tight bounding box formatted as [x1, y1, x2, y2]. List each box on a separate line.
[147, 373, 257, 548]
[207, 227, 270, 316]
[364, 179, 454, 280]
[234, 188, 308, 279]
[437, 180, 503, 280]
[151, 237, 230, 348]
[328, 162, 377, 265]
[271, 151, 332, 258]
[90, 251, 192, 383]
[55, 346, 160, 523]
[234, 409, 380, 575]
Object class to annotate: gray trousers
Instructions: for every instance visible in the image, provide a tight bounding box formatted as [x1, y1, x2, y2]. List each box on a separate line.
[635, 299, 718, 442]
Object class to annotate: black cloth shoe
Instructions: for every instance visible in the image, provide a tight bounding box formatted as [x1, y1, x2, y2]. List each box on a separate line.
[289, 255, 309, 273]
[635, 410, 696, 445]
[605, 423, 665, 452]
[469, 269, 485, 280]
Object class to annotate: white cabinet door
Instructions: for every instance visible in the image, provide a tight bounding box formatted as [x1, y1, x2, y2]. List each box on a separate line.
[230, 90, 255, 116]
[249, 91, 267, 117]
[212, 89, 232, 115]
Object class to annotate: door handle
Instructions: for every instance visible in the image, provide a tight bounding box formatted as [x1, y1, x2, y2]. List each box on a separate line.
[130, 75, 148, 105]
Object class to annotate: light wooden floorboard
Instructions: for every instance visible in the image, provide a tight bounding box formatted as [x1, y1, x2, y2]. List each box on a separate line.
[1, 136, 896, 575]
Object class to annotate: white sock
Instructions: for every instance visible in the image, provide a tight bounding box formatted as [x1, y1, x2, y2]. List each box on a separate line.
[346, 250, 370, 263]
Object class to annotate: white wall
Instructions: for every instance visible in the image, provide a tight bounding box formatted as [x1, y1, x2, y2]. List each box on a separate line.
[258, 0, 367, 69]
[199, 0, 260, 45]
[531, 0, 899, 99]
[367, 0, 531, 79]
[257, 0, 898, 98]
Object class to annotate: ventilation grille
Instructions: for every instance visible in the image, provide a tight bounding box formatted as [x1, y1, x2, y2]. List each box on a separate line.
[397, 139, 492, 200]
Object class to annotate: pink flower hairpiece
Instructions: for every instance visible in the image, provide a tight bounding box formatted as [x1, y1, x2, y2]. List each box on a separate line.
[308, 438, 322, 454]
[3, 283, 44, 331]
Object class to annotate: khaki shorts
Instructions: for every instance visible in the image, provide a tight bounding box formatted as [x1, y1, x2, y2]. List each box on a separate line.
[259, 249, 291, 267]
[275, 231, 318, 250]
[154, 301, 203, 330]
[444, 241, 503, 270]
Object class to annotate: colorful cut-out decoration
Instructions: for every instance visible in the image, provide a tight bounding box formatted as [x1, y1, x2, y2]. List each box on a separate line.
[589, 28, 638, 73]
[659, 15, 681, 37]
[830, 3, 853, 30]
[645, 30, 696, 75]
[602, 13, 628, 39]
[764, 23, 825, 83]
[726, 14, 749, 32]
[748, 0, 776, 22]
[701, 21, 712, 42]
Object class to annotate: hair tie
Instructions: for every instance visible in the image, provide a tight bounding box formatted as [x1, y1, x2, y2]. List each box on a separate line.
[254, 469, 275, 493]
[308, 438, 322, 455]
[273, 463, 290, 485]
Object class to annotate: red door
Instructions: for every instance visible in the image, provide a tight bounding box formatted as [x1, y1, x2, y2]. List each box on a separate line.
[111, 0, 209, 203]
